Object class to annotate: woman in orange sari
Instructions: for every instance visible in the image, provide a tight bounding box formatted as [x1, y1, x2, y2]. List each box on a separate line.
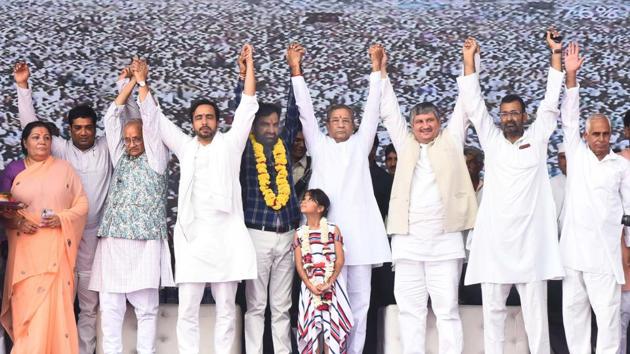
[0, 121, 88, 353]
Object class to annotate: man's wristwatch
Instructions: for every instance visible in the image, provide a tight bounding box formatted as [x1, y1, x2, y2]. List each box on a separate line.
[552, 49, 562, 54]
[138, 80, 147, 87]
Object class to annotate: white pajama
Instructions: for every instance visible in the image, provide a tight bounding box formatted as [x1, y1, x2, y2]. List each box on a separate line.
[343, 265, 373, 354]
[620, 291, 630, 354]
[481, 281, 550, 354]
[563, 268, 621, 354]
[394, 259, 463, 354]
[177, 282, 238, 354]
[244, 229, 294, 354]
[99, 288, 159, 354]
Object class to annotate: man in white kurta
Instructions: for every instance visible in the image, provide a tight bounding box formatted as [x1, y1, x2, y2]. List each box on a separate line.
[14, 62, 115, 354]
[150, 45, 258, 354]
[559, 42, 629, 353]
[89, 64, 175, 354]
[291, 46, 392, 354]
[459, 37, 565, 354]
[380, 43, 478, 353]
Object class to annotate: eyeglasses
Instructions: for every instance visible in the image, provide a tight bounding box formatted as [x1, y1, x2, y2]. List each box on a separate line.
[499, 111, 523, 119]
[124, 137, 143, 146]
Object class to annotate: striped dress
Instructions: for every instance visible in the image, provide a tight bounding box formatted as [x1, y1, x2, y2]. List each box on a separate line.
[294, 223, 353, 354]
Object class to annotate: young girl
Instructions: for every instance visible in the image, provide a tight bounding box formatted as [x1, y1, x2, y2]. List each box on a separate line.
[294, 188, 353, 354]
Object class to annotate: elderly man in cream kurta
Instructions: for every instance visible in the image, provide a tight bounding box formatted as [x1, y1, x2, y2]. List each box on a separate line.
[559, 42, 630, 354]
[291, 45, 392, 354]
[148, 45, 258, 354]
[459, 36, 565, 354]
[380, 43, 477, 353]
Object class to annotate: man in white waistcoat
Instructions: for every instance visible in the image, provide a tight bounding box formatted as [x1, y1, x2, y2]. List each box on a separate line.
[290, 44, 392, 354]
[459, 34, 565, 354]
[380, 40, 478, 353]
[559, 41, 630, 354]
[147, 44, 258, 354]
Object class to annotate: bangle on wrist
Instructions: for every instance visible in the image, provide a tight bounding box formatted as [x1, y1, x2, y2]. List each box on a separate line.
[552, 49, 562, 54]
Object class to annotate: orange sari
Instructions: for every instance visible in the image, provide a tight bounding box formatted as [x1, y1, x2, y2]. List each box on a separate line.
[1, 156, 88, 354]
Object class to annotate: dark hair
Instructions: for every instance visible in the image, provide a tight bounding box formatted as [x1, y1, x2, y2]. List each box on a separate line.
[326, 104, 355, 123]
[254, 102, 282, 126]
[189, 99, 221, 122]
[304, 188, 331, 217]
[500, 94, 527, 113]
[21, 121, 52, 156]
[464, 146, 484, 165]
[624, 110, 630, 129]
[409, 102, 441, 123]
[67, 104, 98, 126]
[385, 143, 396, 156]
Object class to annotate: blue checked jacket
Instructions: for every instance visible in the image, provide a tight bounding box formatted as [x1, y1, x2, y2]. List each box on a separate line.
[234, 78, 302, 232]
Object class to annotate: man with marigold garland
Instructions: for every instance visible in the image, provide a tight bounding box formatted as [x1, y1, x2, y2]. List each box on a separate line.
[233, 43, 304, 354]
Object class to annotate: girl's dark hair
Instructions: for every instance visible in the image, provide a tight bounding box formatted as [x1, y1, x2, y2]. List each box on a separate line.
[304, 188, 331, 217]
[21, 121, 52, 156]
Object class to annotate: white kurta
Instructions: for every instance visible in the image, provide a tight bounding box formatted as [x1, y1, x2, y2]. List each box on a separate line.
[148, 92, 258, 283]
[17, 85, 113, 272]
[459, 68, 566, 285]
[291, 72, 391, 266]
[89, 98, 175, 293]
[549, 173, 566, 235]
[559, 85, 630, 284]
[380, 77, 467, 263]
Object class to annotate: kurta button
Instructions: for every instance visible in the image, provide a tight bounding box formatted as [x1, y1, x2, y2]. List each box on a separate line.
[67, 239, 71, 247]
[15, 182, 20, 186]
[66, 184, 70, 189]
[65, 333, 69, 338]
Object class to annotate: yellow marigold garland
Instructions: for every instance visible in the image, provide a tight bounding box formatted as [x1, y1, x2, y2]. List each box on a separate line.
[249, 134, 291, 210]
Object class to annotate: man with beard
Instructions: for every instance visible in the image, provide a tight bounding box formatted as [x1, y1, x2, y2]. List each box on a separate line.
[459, 33, 565, 354]
[13, 62, 130, 354]
[234, 43, 303, 354]
[291, 44, 392, 354]
[146, 44, 258, 354]
[559, 42, 630, 353]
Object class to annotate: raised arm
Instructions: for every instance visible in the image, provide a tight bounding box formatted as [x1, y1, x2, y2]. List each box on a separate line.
[446, 43, 481, 147]
[279, 43, 303, 146]
[14, 62, 37, 127]
[14, 62, 66, 154]
[226, 44, 259, 153]
[528, 28, 566, 141]
[133, 59, 171, 173]
[356, 44, 384, 154]
[458, 37, 501, 148]
[560, 42, 585, 155]
[289, 44, 327, 153]
[103, 67, 137, 166]
[379, 50, 409, 154]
